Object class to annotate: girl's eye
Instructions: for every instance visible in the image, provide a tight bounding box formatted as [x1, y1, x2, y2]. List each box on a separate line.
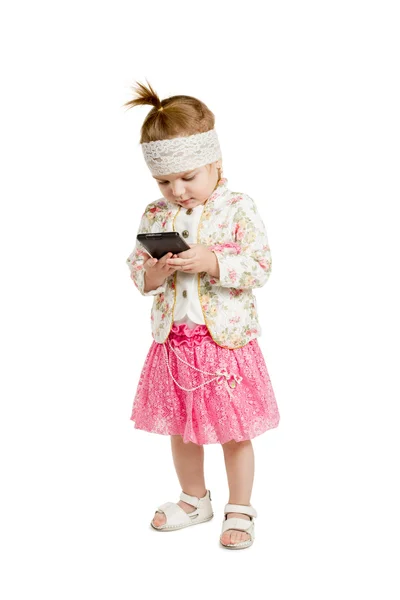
[158, 175, 195, 185]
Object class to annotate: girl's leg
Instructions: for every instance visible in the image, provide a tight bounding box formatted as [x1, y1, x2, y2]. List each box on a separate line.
[152, 435, 208, 527]
[221, 439, 255, 545]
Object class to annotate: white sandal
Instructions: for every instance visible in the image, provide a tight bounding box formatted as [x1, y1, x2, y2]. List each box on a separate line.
[150, 489, 214, 531]
[220, 503, 257, 549]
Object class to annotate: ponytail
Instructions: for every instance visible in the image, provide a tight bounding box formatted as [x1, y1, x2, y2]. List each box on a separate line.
[123, 79, 215, 143]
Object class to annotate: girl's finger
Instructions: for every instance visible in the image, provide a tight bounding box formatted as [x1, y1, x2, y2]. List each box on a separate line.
[158, 252, 173, 266]
[167, 258, 184, 267]
[144, 258, 157, 269]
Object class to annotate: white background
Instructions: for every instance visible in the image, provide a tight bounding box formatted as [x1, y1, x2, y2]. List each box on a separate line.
[1, 1, 399, 598]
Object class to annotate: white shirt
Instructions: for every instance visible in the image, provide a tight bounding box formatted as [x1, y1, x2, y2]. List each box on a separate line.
[173, 203, 206, 328]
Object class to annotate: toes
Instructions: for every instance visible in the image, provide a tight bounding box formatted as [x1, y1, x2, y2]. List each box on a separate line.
[232, 530, 249, 544]
[221, 532, 231, 544]
[152, 511, 166, 527]
[221, 529, 250, 545]
[231, 531, 239, 544]
[230, 531, 239, 544]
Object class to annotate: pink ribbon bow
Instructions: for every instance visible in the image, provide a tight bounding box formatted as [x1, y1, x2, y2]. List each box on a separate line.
[215, 367, 243, 397]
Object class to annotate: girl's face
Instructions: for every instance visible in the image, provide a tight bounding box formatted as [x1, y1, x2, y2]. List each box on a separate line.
[153, 161, 221, 209]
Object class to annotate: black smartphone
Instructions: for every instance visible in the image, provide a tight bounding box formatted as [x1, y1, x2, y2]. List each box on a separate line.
[137, 232, 191, 260]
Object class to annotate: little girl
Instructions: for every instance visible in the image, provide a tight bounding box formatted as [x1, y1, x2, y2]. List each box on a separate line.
[124, 81, 280, 550]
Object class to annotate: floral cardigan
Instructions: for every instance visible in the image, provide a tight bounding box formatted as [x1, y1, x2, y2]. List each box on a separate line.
[126, 178, 272, 349]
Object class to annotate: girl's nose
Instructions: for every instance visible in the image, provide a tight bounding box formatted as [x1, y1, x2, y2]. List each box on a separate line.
[171, 182, 185, 198]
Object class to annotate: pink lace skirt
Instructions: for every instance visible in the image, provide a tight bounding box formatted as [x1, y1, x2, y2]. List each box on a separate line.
[130, 323, 280, 445]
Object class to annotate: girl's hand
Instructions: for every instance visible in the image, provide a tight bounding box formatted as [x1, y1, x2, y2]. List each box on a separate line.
[166, 244, 219, 276]
[143, 252, 177, 291]
[144, 252, 178, 277]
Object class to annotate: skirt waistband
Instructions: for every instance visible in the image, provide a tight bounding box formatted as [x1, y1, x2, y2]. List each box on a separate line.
[168, 323, 211, 348]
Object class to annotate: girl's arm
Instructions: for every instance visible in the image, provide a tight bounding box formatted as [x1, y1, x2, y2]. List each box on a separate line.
[210, 194, 272, 290]
[126, 210, 166, 296]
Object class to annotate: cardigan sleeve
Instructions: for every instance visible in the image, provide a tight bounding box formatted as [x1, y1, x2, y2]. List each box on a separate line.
[125, 210, 166, 296]
[210, 194, 272, 290]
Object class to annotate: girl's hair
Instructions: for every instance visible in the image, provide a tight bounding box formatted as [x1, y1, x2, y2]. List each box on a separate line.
[123, 79, 216, 143]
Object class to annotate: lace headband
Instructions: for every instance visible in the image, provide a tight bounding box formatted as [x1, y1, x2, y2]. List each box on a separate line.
[141, 128, 222, 176]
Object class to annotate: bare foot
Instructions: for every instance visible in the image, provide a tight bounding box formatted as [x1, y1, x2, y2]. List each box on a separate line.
[220, 512, 251, 546]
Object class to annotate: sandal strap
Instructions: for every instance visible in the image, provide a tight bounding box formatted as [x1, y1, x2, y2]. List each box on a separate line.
[156, 502, 193, 526]
[221, 517, 255, 536]
[180, 490, 210, 508]
[224, 503, 257, 518]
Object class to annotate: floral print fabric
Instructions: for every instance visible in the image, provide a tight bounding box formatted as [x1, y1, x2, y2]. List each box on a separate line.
[126, 178, 273, 349]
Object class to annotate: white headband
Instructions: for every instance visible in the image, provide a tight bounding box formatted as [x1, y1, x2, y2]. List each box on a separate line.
[141, 128, 222, 176]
